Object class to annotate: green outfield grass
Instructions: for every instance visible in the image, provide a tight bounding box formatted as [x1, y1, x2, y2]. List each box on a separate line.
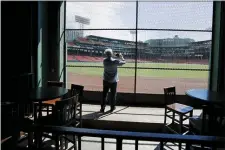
[67, 62, 209, 78]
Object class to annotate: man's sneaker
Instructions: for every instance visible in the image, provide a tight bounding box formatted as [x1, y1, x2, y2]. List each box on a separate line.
[110, 106, 116, 112]
[100, 107, 105, 113]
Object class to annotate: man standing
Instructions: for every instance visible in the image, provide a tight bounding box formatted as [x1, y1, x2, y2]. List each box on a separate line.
[100, 48, 126, 112]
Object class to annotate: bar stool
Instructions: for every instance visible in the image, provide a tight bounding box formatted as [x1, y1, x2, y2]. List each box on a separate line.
[71, 84, 84, 150]
[188, 105, 225, 149]
[163, 87, 193, 150]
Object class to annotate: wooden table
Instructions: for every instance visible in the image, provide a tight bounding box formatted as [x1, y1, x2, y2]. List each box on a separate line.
[29, 87, 68, 148]
[29, 87, 68, 118]
[185, 89, 225, 106]
[29, 87, 68, 102]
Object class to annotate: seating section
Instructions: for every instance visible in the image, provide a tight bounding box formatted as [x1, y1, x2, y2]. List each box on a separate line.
[67, 55, 208, 64]
[67, 55, 74, 61]
[68, 55, 104, 62]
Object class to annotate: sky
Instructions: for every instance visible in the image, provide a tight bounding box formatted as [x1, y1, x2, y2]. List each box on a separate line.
[66, 2, 213, 42]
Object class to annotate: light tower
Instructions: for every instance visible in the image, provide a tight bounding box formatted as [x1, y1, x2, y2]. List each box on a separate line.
[75, 15, 90, 37]
[130, 30, 136, 41]
[130, 30, 139, 60]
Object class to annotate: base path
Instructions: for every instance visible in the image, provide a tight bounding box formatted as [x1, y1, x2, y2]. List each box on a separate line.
[67, 72, 208, 94]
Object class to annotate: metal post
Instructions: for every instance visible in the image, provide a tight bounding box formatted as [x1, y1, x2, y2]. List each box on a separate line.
[116, 138, 122, 150]
[135, 140, 138, 150]
[101, 137, 105, 150]
[134, 0, 138, 101]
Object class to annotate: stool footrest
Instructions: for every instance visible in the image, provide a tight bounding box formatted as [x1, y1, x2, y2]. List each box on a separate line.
[165, 122, 189, 134]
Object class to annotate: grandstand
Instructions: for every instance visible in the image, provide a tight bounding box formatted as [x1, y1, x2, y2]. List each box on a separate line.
[188, 40, 211, 59]
[67, 35, 211, 64]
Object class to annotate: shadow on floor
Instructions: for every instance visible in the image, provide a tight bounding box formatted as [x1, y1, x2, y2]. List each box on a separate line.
[82, 106, 129, 120]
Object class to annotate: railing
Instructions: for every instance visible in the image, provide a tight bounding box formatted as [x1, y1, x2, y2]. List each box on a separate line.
[26, 125, 225, 150]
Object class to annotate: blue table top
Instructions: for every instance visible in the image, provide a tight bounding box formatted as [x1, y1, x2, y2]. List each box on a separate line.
[185, 89, 224, 104]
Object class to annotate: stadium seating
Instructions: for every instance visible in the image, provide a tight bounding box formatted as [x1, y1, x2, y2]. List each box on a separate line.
[67, 55, 104, 62]
[67, 55, 208, 65]
[67, 55, 75, 61]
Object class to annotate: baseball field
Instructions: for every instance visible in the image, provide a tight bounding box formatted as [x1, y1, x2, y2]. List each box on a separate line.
[66, 62, 209, 94]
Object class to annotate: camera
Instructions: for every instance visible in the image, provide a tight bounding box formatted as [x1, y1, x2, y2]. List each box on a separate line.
[115, 53, 120, 57]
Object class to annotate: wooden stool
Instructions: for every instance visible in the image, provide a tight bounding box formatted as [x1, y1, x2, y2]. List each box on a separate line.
[163, 87, 193, 150]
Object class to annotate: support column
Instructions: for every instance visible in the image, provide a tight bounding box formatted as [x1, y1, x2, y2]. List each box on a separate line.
[47, 1, 66, 83]
[37, 1, 48, 87]
[209, 1, 225, 92]
[47, 2, 60, 82]
[37, 1, 66, 86]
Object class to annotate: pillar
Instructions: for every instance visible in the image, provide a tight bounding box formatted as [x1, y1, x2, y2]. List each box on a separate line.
[209, 2, 225, 92]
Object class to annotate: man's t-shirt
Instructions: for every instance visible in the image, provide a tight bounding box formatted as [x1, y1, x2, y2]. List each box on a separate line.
[103, 57, 125, 83]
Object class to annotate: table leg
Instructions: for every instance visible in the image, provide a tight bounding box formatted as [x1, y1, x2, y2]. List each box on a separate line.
[38, 101, 42, 118]
[38, 101, 42, 148]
